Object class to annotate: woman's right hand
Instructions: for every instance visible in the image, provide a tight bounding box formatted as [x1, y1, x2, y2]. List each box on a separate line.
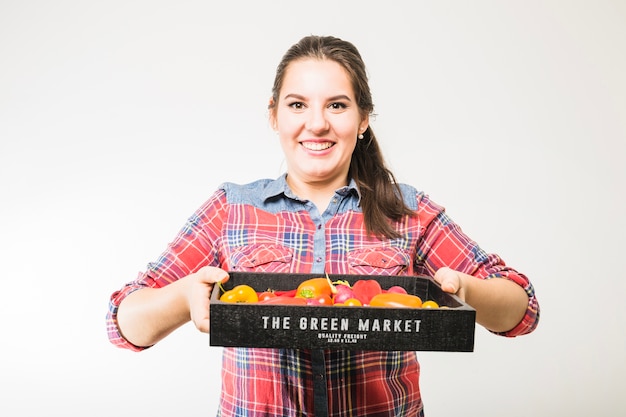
[117, 266, 229, 347]
[186, 266, 229, 333]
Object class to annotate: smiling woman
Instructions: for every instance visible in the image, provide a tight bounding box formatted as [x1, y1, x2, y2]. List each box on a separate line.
[267, 36, 415, 237]
[270, 58, 368, 212]
[107, 35, 539, 417]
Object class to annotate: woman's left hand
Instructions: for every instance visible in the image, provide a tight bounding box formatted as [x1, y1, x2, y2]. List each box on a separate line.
[433, 266, 467, 301]
[433, 266, 530, 333]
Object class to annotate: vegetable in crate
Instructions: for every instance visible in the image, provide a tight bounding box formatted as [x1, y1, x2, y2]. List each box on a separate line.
[386, 285, 408, 294]
[369, 292, 423, 308]
[334, 298, 362, 306]
[295, 277, 333, 304]
[331, 282, 356, 305]
[351, 279, 383, 305]
[220, 284, 259, 303]
[258, 296, 308, 305]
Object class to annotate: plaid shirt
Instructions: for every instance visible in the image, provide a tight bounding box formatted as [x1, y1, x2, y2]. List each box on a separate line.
[107, 174, 539, 416]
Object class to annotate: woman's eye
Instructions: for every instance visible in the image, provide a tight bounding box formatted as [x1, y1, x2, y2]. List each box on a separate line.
[329, 102, 347, 110]
[288, 102, 304, 110]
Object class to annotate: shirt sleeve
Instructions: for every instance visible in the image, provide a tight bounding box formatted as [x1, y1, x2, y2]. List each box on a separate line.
[413, 192, 540, 337]
[106, 190, 228, 351]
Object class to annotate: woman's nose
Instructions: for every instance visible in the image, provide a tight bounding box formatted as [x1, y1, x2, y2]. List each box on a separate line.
[306, 107, 329, 134]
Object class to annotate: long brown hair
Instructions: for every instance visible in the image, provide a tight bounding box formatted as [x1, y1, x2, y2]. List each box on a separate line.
[269, 35, 414, 239]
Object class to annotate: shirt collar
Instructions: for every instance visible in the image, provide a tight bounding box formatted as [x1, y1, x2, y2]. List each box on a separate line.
[262, 173, 362, 203]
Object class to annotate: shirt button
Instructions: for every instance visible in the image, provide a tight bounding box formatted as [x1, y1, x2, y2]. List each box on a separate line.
[316, 257, 322, 263]
[318, 224, 322, 230]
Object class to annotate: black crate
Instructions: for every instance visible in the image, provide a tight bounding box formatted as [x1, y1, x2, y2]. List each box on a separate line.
[209, 272, 476, 352]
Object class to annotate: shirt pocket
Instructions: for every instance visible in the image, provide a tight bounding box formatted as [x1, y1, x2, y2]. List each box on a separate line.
[229, 243, 294, 273]
[347, 247, 411, 276]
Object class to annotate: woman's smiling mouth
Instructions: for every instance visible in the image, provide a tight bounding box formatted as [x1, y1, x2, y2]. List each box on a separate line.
[300, 141, 334, 151]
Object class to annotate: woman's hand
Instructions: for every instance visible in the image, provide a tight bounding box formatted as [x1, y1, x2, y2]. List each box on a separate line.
[433, 266, 467, 301]
[117, 266, 229, 347]
[433, 266, 529, 333]
[186, 266, 229, 333]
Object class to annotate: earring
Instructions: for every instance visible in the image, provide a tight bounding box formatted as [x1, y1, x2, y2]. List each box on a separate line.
[358, 133, 364, 140]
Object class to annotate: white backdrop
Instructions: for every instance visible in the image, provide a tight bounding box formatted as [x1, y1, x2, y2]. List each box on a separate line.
[1, 1, 624, 416]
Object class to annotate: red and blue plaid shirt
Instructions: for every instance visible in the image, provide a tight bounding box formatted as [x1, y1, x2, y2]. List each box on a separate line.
[107, 175, 539, 416]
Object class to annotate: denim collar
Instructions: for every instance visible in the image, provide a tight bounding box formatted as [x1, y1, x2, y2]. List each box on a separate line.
[262, 173, 361, 203]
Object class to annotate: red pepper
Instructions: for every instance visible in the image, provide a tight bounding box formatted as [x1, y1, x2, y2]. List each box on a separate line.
[258, 296, 308, 305]
[273, 289, 297, 297]
[351, 279, 383, 305]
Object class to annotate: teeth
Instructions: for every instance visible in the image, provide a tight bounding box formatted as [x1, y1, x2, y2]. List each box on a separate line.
[302, 142, 333, 151]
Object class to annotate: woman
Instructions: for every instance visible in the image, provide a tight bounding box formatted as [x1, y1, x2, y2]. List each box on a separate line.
[107, 35, 539, 416]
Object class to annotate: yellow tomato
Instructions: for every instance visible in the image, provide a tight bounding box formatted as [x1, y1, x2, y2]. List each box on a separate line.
[421, 300, 440, 309]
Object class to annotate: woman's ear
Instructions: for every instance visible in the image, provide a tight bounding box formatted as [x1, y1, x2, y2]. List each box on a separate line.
[359, 114, 369, 134]
[268, 97, 278, 131]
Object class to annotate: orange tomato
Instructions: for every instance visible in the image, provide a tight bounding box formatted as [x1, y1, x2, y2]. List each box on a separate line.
[342, 298, 363, 307]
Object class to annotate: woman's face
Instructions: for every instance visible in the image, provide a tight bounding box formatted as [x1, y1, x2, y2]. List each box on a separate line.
[270, 58, 368, 188]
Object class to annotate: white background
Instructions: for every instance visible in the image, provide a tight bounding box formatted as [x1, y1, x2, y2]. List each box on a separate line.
[1, 1, 624, 416]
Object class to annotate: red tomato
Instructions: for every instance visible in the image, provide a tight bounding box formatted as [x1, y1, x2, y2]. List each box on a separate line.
[258, 291, 277, 302]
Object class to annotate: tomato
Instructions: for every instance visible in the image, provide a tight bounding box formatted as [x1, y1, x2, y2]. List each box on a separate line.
[351, 279, 383, 305]
[335, 298, 362, 307]
[296, 277, 333, 299]
[369, 293, 423, 308]
[258, 291, 277, 302]
[258, 296, 308, 305]
[421, 300, 440, 309]
[220, 284, 259, 303]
